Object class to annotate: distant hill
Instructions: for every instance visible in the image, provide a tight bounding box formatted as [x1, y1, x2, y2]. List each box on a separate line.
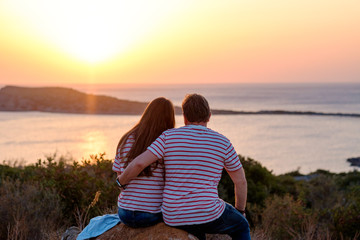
[1, 85, 359, 117]
[0, 85, 158, 115]
[0, 85, 236, 115]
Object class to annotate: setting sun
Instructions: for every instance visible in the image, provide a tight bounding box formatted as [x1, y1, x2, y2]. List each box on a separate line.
[0, 0, 359, 85]
[1, 0, 186, 63]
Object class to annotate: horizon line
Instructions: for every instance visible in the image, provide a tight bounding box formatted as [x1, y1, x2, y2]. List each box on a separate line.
[1, 81, 360, 89]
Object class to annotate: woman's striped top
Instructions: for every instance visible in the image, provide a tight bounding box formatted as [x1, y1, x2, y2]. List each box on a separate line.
[112, 134, 164, 213]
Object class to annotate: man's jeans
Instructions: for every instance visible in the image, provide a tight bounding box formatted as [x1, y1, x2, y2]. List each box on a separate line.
[176, 203, 251, 240]
[118, 208, 162, 228]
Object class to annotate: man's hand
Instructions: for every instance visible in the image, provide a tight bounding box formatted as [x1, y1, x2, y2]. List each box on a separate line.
[118, 150, 159, 185]
[236, 208, 246, 217]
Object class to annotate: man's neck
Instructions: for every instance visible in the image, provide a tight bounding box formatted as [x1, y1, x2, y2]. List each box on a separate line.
[186, 122, 207, 127]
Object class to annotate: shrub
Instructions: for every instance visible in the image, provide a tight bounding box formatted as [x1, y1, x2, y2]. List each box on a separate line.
[0, 179, 63, 240]
[1, 153, 359, 239]
[219, 156, 278, 207]
[330, 185, 360, 239]
[306, 174, 341, 210]
[28, 153, 119, 225]
[219, 156, 297, 207]
[0, 153, 120, 239]
[260, 194, 315, 240]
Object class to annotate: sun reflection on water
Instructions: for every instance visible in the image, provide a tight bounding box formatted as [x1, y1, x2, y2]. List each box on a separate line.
[79, 130, 108, 159]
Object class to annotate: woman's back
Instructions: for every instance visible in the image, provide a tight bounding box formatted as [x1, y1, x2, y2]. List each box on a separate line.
[112, 134, 164, 213]
[113, 97, 175, 228]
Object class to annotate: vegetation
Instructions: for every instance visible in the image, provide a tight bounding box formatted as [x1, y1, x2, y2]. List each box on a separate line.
[0, 153, 118, 240]
[0, 154, 359, 240]
[219, 156, 360, 240]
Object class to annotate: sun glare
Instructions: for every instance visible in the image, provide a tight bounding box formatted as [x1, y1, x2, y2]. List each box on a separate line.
[2, 0, 185, 64]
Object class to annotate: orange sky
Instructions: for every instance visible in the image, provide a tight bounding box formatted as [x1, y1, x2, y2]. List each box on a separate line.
[0, 0, 359, 86]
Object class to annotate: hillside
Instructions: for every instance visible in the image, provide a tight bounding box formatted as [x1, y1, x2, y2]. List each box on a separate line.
[0, 85, 245, 115]
[0, 85, 179, 115]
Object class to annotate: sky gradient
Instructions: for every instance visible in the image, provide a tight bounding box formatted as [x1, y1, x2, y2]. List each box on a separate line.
[1, 0, 359, 86]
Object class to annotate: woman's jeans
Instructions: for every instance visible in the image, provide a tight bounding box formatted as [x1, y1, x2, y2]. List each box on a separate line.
[118, 208, 163, 228]
[176, 203, 251, 240]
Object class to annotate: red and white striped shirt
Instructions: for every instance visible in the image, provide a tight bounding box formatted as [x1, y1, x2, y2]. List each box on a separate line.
[147, 124, 242, 226]
[112, 134, 164, 213]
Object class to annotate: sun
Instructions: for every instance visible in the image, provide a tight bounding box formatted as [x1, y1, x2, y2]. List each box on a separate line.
[2, 0, 186, 64]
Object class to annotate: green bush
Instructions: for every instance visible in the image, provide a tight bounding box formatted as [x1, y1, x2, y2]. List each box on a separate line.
[330, 185, 360, 239]
[0, 153, 119, 238]
[219, 156, 277, 207]
[1, 153, 359, 239]
[219, 156, 360, 239]
[219, 156, 297, 207]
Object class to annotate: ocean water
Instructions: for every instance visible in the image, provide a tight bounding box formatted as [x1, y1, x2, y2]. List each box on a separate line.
[0, 83, 359, 174]
[75, 83, 360, 113]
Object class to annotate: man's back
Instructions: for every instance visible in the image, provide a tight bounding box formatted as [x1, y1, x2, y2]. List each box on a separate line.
[148, 124, 242, 226]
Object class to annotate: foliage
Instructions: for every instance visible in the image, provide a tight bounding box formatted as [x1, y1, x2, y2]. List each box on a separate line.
[219, 156, 360, 239]
[218, 156, 297, 207]
[33, 153, 117, 221]
[0, 153, 119, 240]
[330, 185, 360, 239]
[0, 179, 63, 240]
[1, 153, 359, 239]
[260, 195, 312, 239]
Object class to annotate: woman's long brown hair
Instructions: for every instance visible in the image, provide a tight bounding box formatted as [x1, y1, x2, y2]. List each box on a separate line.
[116, 97, 175, 176]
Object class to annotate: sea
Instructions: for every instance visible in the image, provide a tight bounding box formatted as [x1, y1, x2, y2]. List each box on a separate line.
[1, 83, 359, 175]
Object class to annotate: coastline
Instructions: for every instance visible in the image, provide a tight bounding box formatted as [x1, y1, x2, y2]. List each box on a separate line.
[1, 85, 360, 118]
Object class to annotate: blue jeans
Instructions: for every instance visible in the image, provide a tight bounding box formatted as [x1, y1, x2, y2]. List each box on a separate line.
[175, 203, 251, 240]
[117, 208, 163, 228]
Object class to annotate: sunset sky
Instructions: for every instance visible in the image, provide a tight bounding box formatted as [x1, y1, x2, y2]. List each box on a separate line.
[0, 0, 359, 86]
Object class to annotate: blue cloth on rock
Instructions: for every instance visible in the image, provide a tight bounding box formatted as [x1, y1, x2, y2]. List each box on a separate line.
[76, 214, 121, 240]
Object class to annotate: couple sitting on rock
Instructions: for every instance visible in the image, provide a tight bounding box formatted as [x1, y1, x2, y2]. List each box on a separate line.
[113, 94, 250, 240]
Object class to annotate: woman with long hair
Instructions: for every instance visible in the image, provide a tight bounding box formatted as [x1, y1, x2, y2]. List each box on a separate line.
[112, 97, 175, 228]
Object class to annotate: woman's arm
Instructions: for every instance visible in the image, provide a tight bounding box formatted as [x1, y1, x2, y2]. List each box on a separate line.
[117, 150, 159, 185]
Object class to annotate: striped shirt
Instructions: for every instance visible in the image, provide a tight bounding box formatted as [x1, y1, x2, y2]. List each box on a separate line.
[112, 134, 164, 213]
[147, 124, 242, 226]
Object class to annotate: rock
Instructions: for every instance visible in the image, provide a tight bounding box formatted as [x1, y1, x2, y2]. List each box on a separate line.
[293, 174, 318, 181]
[61, 222, 232, 240]
[61, 226, 81, 240]
[95, 222, 197, 240]
[347, 157, 360, 167]
[206, 234, 231, 240]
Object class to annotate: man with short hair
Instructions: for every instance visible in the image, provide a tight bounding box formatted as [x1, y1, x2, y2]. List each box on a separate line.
[118, 94, 250, 240]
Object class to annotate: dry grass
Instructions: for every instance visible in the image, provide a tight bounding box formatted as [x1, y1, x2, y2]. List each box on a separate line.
[74, 191, 102, 231]
[249, 194, 360, 240]
[0, 179, 63, 240]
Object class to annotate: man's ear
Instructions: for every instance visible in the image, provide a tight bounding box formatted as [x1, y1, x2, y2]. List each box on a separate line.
[184, 115, 189, 125]
[207, 113, 212, 122]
